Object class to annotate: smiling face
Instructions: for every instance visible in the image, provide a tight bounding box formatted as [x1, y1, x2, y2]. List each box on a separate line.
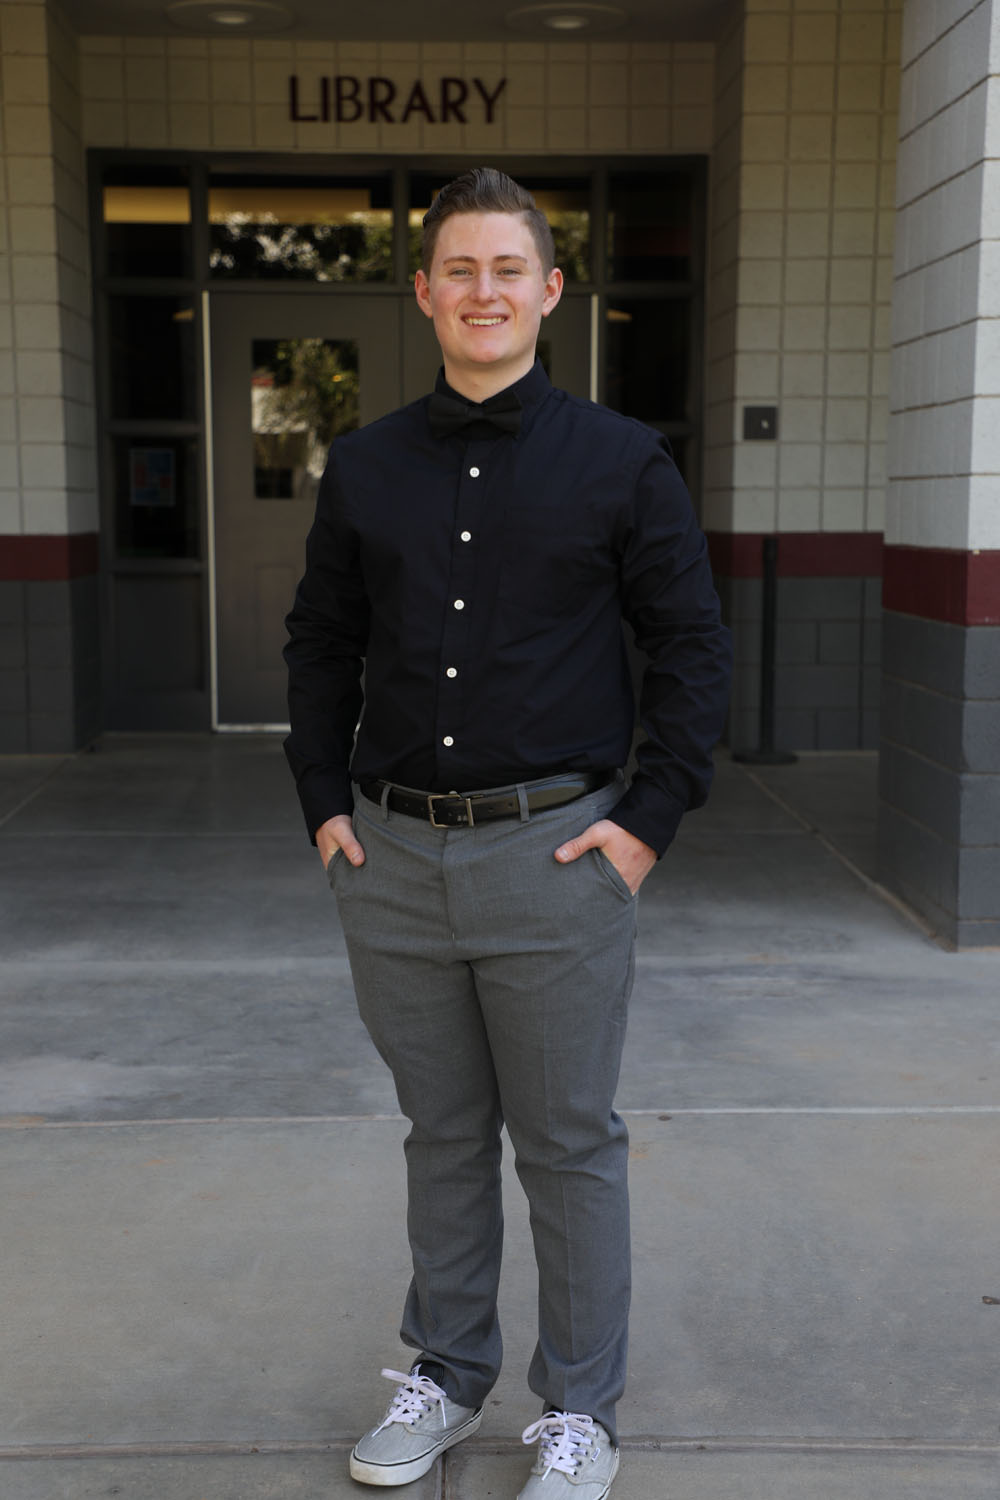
[414, 211, 563, 400]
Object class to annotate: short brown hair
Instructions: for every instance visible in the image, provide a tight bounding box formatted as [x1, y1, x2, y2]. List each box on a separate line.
[421, 166, 556, 274]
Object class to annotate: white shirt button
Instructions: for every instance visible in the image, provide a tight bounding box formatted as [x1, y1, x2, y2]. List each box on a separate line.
[446, 667, 458, 678]
[453, 599, 465, 610]
[460, 530, 472, 542]
[469, 467, 480, 478]
[443, 735, 454, 746]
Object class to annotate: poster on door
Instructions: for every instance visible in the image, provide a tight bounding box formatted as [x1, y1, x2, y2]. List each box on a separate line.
[129, 447, 176, 508]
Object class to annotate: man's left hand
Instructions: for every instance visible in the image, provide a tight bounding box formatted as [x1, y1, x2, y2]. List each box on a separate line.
[554, 819, 657, 895]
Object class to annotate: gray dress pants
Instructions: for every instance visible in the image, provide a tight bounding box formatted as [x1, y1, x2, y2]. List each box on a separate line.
[330, 776, 638, 1443]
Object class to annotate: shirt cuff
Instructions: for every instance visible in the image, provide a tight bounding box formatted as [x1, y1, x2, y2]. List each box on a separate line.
[294, 771, 355, 844]
[605, 778, 688, 858]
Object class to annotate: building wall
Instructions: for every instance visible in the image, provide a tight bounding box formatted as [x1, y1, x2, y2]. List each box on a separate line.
[11, 22, 718, 752]
[77, 34, 715, 157]
[72, 10, 903, 756]
[705, 0, 900, 752]
[2, 1, 996, 943]
[3, 2, 967, 774]
[0, 0, 99, 751]
[0, 4, 907, 758]
[879, 0, 1000, 946]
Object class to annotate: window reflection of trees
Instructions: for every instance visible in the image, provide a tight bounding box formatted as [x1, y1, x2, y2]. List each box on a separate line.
[405, 210, 590, 282]
[550, 212, 590, 283]
[252, 339, 359, 500]
[212, 215, 392, 282]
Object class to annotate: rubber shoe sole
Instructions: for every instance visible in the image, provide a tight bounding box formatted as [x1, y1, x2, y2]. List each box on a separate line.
[349, 1405, 483, 1486]
[597, 1447, 621, 1500]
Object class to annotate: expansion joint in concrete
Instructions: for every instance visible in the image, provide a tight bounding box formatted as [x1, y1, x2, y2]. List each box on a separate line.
[0, 756, 74, 833]
[736, 765, 940, 943]
[2, 1436, 997, 1463]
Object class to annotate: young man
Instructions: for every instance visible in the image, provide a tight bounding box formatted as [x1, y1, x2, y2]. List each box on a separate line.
[284, 167, 731, 1498]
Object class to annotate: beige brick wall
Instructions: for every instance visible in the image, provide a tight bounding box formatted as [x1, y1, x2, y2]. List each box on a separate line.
[705, 8, 745, 527]
[0, 0, 96, 539]
[704, 0, 901, 538]
[11, 6, 918, 553]
[78, 36, 715, 156]
[888, 0, 1000, 551]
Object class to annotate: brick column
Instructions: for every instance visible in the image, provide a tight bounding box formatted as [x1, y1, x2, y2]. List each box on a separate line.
[705, 0, 899, 751]
[0, 0, 99, 751]
[879, 0, 1000, 945]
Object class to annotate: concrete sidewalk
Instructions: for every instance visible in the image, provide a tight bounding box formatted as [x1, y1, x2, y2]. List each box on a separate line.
[1, 736, 998, 1499]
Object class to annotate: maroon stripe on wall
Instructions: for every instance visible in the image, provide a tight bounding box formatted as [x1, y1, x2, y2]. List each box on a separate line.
[883, 544, 1000, 627]
[0, 534, 100, 582]
[706, 531, 884, 579]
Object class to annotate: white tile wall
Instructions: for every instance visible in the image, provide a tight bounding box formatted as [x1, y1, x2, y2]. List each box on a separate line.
[75, 35, 716, 155]
[782, 396, 824, 437]
[888, 0, 1000, 550]
[885, 474, 972, 548]
[7, 20, 721, 552]
[980, 237, 1000, 317]
[781, 442, 823, 486]
[0, 3, 46, 53]
[704, 0, 899, 538]
[733, 488, 780, 529]
[778, 486, 822, 526]
[968, 469, 1000, 549]
[0, 0, 98, 539]
[825, 396, 870, 438]
[704, 5, 746, 532]
[17, 1, 993, 561]
[2, 51, 49, 104]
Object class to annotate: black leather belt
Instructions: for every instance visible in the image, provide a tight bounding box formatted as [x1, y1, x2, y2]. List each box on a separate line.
[359, 772, 612, 828]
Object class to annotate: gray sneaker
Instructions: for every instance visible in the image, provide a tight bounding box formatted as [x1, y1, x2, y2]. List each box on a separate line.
[349, 1365, 483, 1486]
[517, 1411, 620, 1499]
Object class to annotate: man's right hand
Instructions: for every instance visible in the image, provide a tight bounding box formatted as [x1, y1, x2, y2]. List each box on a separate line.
[316, 813, 366, 870]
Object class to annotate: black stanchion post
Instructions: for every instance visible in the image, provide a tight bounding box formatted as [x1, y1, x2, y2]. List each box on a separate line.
[733, 534, 797, 765]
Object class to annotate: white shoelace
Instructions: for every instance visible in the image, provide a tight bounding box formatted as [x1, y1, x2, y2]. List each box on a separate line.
[521, 1410, 600, 1477]
[374, 1366, 450, 1434]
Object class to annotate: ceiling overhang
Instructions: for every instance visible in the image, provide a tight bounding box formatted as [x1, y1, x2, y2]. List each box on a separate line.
[61, 0, 733, 44]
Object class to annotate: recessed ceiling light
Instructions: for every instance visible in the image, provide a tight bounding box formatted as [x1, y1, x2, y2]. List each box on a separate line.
[505, 2, 628, 34]
[165, 0, 294, 32]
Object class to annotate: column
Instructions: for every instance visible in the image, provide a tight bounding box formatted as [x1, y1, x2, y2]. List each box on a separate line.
[0, 0, 99, 751]
[878, 0, 1000, 945]
[705, 0, 899, 751]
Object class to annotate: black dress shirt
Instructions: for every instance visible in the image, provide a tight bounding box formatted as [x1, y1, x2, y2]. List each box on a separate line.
[284, 359, 731, 856]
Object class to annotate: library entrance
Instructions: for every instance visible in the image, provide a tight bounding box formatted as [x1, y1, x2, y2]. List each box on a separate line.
[94, 156, 705, 731]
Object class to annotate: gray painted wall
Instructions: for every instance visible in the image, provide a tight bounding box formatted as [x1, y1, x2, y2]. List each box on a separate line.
[878, 611, 1000, 948]
[0, 579, 101, 753]
[720, 576, 881, 756]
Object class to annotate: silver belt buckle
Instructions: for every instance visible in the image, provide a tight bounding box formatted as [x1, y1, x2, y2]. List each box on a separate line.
[427, 792, 475, 828]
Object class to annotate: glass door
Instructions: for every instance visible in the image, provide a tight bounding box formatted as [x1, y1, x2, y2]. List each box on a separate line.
[209, 292, 402, 727]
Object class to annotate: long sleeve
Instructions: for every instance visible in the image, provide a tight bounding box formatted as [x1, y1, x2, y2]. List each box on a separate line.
[606, 438, 733, 855]
[283, 449, 370, 841]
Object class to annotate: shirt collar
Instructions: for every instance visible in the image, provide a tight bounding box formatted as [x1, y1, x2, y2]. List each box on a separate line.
[433, 356, 552, 422]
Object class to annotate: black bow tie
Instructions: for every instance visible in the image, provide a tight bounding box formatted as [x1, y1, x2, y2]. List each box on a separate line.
[427, 389, 522, 440]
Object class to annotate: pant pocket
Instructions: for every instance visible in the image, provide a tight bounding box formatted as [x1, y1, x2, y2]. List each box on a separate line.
[590, 847, 636, 903]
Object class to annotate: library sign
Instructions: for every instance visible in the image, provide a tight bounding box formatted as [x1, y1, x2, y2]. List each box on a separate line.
[289, 75, 508, 126]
